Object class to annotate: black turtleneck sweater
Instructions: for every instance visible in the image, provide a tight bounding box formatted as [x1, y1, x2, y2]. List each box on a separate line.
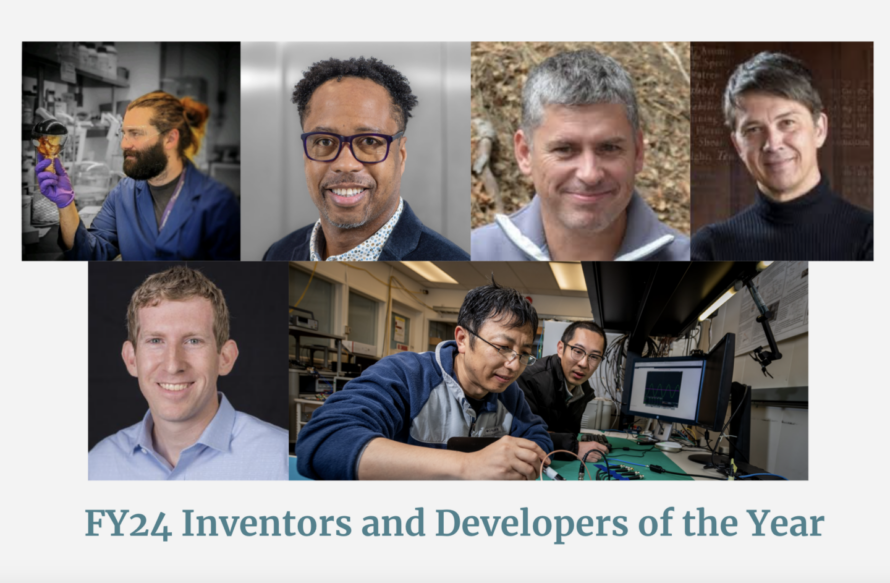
[691, 179, 873, 261]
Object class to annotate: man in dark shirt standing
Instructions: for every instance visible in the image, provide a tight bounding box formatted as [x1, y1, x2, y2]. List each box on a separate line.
[517, 321, 610, 461]
[691, 51, 873, 261]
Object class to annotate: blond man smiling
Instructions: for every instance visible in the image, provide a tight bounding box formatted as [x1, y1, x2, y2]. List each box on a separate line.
[88, 266, 286, 480]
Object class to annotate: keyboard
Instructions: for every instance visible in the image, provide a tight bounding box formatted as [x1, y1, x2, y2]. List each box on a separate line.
[579, 432, 612, 452]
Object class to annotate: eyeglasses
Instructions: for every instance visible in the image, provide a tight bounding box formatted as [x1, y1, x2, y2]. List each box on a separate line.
[301, 131, 404, 164]
[466, 328, 536, 366]
[564, 343, 603, 364]
[116, 126, 165, 145]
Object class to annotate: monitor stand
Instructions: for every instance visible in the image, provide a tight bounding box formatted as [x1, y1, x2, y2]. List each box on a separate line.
[658, 422, 673, 442]
[690, 382, 752, 474]
[688, 452, 731, 471]
[688, 453, 773, 478]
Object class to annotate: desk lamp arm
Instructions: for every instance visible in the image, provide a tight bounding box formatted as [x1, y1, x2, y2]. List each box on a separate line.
[743, 278, 783, 376]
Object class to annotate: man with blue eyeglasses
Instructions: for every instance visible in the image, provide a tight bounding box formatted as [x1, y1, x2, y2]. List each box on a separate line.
[263, 56, 468, 261]
[517, 321, 610, 461]
[295, 282, 552, 480]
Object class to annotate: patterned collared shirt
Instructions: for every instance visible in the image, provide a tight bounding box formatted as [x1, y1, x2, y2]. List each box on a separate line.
[309, 198, 404, 261]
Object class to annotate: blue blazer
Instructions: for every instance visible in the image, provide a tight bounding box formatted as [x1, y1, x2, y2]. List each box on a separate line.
[65, 161, 240, 260]
[263, 200, 469, 261]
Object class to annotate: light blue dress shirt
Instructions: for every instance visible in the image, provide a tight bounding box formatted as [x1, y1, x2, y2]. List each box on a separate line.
[89, 393, 287, 480]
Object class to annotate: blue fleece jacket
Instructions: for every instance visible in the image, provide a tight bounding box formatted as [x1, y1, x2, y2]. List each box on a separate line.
[295, 341, 553, 480]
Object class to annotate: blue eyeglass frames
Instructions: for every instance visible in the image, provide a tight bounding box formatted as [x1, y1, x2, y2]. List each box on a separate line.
[300, 131, 405, 164]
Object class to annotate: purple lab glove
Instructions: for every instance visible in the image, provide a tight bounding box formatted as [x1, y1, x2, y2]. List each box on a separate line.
[35, 153, 75, 209]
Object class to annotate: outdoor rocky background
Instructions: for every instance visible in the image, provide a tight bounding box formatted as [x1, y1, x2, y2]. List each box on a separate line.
[471, 42, 690, 235]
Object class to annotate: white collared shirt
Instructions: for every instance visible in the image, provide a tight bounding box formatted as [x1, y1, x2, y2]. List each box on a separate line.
[309, 198, 404, 261]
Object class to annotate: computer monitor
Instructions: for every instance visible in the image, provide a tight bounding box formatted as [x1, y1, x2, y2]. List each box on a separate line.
[622, 333, 735, 432]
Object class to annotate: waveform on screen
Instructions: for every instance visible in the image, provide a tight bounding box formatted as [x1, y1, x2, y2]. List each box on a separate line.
[643, 371, 682, 409]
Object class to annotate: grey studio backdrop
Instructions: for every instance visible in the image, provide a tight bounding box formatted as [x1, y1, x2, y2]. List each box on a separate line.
[241, 42, 471, 260]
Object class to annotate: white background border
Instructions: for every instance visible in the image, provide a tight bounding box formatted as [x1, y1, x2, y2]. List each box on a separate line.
[3, 1, 885, 581]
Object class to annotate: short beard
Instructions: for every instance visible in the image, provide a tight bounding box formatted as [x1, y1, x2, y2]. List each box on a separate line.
[123, 140, 169, 181]
[321, 202, 371, 230]
[554, 191, 630, 234]
[320, 187, 383, 230]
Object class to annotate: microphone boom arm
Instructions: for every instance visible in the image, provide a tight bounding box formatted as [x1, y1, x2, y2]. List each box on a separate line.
[743, 277, 783, 376]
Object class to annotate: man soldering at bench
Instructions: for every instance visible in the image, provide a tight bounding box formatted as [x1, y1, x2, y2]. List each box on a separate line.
[295, 282, 553, 480]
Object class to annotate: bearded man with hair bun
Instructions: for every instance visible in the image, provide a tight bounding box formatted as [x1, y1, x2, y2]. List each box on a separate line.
[35, 90, 240, 260]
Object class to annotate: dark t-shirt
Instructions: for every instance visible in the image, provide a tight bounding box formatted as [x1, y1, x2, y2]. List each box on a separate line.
[148, 172, 182, 231]
[467, 396, 486, 417]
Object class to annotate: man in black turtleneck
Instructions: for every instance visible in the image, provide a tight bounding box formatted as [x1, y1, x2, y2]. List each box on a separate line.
[692, 52, 873, 261]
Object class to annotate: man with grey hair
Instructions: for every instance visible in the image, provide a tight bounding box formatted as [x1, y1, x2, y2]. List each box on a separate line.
[691, 51, 872, 260]
[471, 49, 689, 261]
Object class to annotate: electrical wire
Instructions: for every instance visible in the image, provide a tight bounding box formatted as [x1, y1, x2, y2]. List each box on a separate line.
[342, 263, 418, 294]
[343, 263, 433, 305]
[295, 262, 443, 355]
[591, 333, 657, 429]
[649, 465, 726, 480]
[606, 458, 647, 467]
[718, 385, 749, 444]
[724, 436, 751, 464]
[738, 473, 788, 480]
[578, 449, 597, 481]
[341, 263, 442, 354]
[537, 449, 592, 481]
[598, 452, 612, 479]
[609, 446, 656, 458]
[699, 384, 751, 470]
[290, 261, 318, 309]
[682, 322, 702, 356]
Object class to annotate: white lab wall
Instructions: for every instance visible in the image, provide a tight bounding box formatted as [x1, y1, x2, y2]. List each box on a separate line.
[423, 289, 592, 321]
[115, 43, 163, 103]
[81, 43, 163, 163]
[79, 43, 162, 114]
[749, 406, 808, 479]
[289, 262, 594, 359]
[390, 300, 423, 352]
[241, 43, 471, 260]
[162, 42, 241, 147]
[77, 43, 240, 167]
[290, 262, 445, 358]
[706, 275, 808, 389]
[542, 321, 572, 358]
[701, 264, 809, 479]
